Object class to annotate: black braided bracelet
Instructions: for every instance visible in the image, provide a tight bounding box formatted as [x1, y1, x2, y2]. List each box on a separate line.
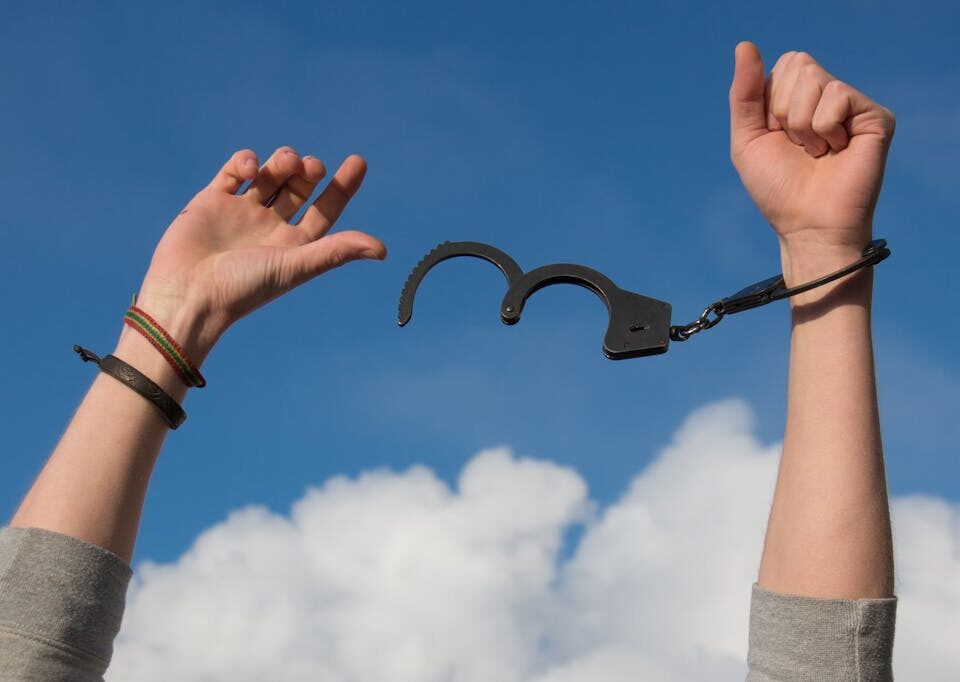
[73, 345, 186, 429]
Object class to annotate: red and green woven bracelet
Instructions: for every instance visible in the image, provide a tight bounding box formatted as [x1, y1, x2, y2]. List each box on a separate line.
[123, 305, 207, 388]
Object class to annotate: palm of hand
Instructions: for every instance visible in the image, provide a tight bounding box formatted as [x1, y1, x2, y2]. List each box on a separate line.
[147, 192, 306, 320]
[135, 149, 385, 354]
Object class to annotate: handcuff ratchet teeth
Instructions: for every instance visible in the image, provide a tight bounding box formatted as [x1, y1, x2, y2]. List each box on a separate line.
[398, 239, 889, 360]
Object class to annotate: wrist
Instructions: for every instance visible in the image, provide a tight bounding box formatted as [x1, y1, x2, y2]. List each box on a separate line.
[112, 290, 220, 398]
[112, 330, 191, 402]
[130, 285, 225, 364]
[778, 232, 875, 310]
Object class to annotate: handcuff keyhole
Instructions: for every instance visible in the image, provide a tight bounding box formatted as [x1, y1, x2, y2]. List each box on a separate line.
[629, 324, 648, 332]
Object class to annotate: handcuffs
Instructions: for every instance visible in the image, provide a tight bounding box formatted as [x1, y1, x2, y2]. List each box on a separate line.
[398, 239, 889, 359]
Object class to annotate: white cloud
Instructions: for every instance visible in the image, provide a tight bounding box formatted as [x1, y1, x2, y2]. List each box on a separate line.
[108, 400, 960, 681]
[887, 495, 960, 680]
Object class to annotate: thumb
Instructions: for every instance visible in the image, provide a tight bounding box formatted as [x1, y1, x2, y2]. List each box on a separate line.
[729, 41, 768, 154]
[282, 230, 387, 290]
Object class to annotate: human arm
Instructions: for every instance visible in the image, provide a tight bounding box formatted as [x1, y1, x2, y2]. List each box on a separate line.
[1, 148, 384, 677]
[9, 147, 384, 563]
[730, 40, 894, 600]
[729, 42, 897, 678]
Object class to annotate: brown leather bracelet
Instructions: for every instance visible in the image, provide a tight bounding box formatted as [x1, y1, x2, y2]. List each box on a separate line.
[73, 345, 186, 429]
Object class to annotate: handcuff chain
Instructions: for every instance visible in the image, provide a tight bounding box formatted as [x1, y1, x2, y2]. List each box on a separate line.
[670, 302, 725, 342]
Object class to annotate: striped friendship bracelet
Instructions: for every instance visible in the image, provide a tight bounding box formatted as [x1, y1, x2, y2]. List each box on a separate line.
[123, 305, 207, 388]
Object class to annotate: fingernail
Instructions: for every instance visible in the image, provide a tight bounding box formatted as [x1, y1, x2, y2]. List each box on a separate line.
[243, 158, 257, 171]
[361, 249, 383, 260]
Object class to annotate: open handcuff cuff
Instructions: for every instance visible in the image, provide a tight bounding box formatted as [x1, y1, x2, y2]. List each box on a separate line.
[398, 239, 890, 359]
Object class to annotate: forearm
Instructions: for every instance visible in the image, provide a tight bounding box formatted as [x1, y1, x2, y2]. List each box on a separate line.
[758, 246, 893, 598]
[2, 147, 377, 682]
[9, 147, 379, 567]
[10, 307, 202, 564]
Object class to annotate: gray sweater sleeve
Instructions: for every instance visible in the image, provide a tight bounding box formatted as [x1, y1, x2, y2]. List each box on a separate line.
[0, 527, 131, 681]
[747, 583, 897, 681]
[0, 527, 898, 681]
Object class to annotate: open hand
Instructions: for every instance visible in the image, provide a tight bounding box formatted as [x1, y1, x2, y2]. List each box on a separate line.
[729, 42, 895, 284]
[134, 147, 386, 361]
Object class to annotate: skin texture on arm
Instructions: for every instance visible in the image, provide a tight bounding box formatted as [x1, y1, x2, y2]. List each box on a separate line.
[9, 147, 386, 563]
[730, 43, 895, 599]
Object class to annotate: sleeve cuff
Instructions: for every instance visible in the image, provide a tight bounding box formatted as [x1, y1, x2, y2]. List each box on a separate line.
[0, 526, 132, 665]
[747, 583, 896, 681]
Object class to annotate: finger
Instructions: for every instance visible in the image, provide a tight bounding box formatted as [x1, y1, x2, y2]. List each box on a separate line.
[812, 80, 895, 152]
[244, 147, 302, 206]
[787, 63, 834, 157]
[208, 150, 259, 194]
[298, 155, 367, 241]
[269, 155, 327, 222]
[764, 51, 794, 131]
[768, 52, 807, 145]
[729, 41, 768, 155]
[280, 230, 386, 289]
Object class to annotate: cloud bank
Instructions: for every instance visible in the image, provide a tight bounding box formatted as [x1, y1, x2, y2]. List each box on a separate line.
[108, 400, 959, 681]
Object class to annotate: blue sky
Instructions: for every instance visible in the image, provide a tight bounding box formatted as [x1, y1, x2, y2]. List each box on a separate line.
[1, 0, 958, 567]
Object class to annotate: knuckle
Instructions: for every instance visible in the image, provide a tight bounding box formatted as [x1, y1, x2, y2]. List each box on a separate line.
[325, 246, 347, 269]
[881, 107, 897, 135]
[823, 79, 847, 95]
[772, 51, 795, 71]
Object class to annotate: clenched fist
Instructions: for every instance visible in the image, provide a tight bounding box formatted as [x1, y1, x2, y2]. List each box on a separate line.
[729, 42, 895, 288]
